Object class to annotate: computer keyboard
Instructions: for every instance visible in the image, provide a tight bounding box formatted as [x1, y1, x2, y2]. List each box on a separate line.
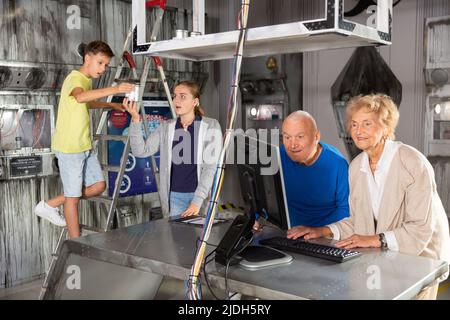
[259, 236, 362, 263]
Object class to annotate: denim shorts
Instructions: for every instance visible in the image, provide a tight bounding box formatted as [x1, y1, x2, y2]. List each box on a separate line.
[55, 150, 105, 198]
[169, 191, 195, 217]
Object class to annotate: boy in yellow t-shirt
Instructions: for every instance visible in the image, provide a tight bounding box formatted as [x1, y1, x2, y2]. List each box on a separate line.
[35, 41, 134, 238]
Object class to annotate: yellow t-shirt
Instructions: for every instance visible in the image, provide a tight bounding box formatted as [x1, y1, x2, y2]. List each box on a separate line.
[52, 70, 92, 153]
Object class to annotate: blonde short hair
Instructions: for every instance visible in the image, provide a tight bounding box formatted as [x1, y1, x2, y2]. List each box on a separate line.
[346, 94, 399, 140]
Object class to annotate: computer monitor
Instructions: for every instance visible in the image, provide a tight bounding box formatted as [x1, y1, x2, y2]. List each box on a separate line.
[235, 133, 291, 230]
[214, 132, 293, 268]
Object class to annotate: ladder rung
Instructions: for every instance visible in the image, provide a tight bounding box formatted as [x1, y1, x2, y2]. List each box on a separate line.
[114, 77, 160, 83]
[94, 134, 128, 142]
[101, 164, 121, 172]
[79, 224, 104, 233]
[89, 195, 114, 204]
[82, 230, 100, 236]
[114, 77, 138, 83]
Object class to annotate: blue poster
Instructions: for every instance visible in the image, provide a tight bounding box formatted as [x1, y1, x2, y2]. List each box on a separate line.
[107, 97, 173, 197]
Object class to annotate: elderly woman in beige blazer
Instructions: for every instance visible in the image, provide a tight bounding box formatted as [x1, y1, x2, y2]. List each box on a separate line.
[289, 94, 450, 300]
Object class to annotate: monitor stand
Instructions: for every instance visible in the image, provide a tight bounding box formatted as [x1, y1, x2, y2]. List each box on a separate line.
[237, 245, 293, 270]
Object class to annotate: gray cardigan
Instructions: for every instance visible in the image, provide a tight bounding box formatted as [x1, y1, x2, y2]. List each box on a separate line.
[129, 117, 222, 217]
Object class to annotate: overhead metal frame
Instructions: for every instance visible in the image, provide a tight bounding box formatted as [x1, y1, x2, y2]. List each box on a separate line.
[131, 0, 392, 61]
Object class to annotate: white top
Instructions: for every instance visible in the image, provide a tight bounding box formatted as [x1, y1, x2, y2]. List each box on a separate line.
[329, 140, 400, 251]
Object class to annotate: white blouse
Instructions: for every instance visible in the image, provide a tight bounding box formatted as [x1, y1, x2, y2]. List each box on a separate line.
[329, 140, 400, 251]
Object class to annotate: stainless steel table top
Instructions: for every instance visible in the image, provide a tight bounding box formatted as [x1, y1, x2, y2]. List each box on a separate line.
[68, 218, 448, 300]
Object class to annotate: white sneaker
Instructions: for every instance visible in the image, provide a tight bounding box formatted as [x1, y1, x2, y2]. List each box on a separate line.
[229, 292, 242, 300]
[35, 200, 66, 227]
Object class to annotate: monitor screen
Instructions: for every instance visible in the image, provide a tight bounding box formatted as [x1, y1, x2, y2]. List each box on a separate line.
[234, 132, 291, 230]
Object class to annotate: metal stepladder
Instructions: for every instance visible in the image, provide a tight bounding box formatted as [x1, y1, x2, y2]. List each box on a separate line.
[39, 1, 175, 299]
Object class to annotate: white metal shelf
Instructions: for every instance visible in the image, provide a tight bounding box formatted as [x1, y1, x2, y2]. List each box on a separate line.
[136, 23, 390, 61]
[132, 0, 393, 62]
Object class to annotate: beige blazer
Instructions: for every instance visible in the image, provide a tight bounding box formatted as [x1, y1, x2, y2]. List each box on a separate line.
[331, 142, 450, 264]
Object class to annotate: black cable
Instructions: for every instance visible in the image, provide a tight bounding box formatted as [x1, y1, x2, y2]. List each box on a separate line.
[228, 292, 239, 299]
[202, 250, 222, 300]
[195, 237, 218, 250]
[194, 239, 220, 299]
[224, 234, 254, 300]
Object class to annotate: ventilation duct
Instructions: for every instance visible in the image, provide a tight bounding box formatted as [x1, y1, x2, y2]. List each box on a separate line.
[0, 62, 71, 92]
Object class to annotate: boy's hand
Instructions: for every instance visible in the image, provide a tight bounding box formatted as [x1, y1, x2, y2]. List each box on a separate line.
[122, 98, 140, 122]
[116, 82, 134, 94]
[111, 103, 125, 112]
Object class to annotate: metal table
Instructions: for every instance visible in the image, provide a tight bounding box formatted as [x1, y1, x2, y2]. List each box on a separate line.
[44, 218, 448, 300]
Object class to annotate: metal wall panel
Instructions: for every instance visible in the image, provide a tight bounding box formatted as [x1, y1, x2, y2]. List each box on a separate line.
[0, 0, 111, 288]
[0, 0, 210, 287]
[303, 0, 450, 215]
[0, 0, 100, 64]
[0, 94, 63, 287]
[423, 0, 450, 210]
[430, 158, 450, 215]
[214, 0, 310, 205]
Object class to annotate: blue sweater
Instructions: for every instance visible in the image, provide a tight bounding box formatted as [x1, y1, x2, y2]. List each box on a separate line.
[280, 142, 349, 227]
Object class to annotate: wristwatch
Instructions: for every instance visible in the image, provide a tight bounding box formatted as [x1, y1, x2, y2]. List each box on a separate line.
[379, 233, 388, 249]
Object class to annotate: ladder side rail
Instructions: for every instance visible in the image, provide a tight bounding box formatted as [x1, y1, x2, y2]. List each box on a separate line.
[39, 228, 68, 300]
[152, 56, 176, 119]
[105, 139, 131, 231]
[135, 57, 163, 203]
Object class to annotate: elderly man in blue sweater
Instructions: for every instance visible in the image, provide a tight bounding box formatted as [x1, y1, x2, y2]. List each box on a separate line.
[280, 111, 349, 239]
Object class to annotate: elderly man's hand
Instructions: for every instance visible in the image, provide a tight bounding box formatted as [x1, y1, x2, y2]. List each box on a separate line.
[252, 220, 263, 232]
[287, 226, 329, 240]
[181, 203, 200, 217]
[336, 234, 381, 250]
